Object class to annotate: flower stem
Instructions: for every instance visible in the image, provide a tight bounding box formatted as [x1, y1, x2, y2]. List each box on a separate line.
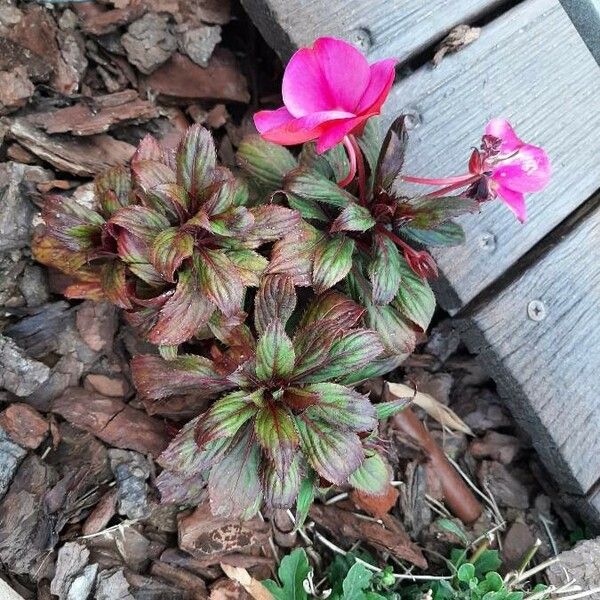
[423, 175, 479, 198]
[402, 174, 475, 186]
[348, 135, 367, 206]
[339, 136, 357, 188]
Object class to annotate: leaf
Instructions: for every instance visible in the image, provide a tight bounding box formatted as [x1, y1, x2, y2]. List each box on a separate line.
[204, 206, 254, 237]
[263, 548, 310, 600]
[145, 183, 190, 221]
[302, 330, 383, 384]
[254, 402, 299, 476]
[31, 231, 89, 275]
[348, 452, 390, 496]
[245, 205, 301, 247]
[132, 160, 176, 195]
[330, 203, 376, 233]
[208, 426, 262, 519]
[295, 417, 364, 485]
[302, 383, 377, 432]
[473, 550, 501, 579]
[156, 469, 206, 506]
[286, 193, 328, 222]
[262, 455, 302, 509]
[267, 221, 324, 286]
[100, 261, 132, 309]
[149, 227, 194, 282]
[108, 205, 170, 242]
[226, 250, 268, 286]
[299, 141, 350, 182]
[254, 274, 297, 335]
[237, 135, 297, 190]
[255, 321, 295, 382]
[147, 268, 215, 345]
[387, 382, 474, 435]
[196, 249, 244, 316]
[196, 390, 260, 448]
[342, 562, 374, 600]
[400, 196, 479, 230]
[312, 234, 355, 294]
[374, 395, 412, 420]
[375, 115, 408, 191]
[365, 302, 416, 357]
[393, 258, 436, 331]
[132, 133, 162, 163]
[291, 320, 341, 381]
[369, 234, 402, 305]
[457, 563, 475, 583]
[299, 291, 364, 329]
[285, 167, 357, 208]
[131, 354, 233, 399]
[95, 166, 132, 216]
[116, 230, 164, 286]
[176, 124, 216, 196]
[401, 221, 465, 247]
[356, 117, 382, 179]
[221, 564, 275, 600]
[435, 518, 470, 546]
[338, 355, 405, 387]
[294, 473, 316, 531]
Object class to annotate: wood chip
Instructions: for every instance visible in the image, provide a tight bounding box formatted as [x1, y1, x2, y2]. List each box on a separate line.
[81, 488, 118, 536]
[52, 388, 170, 458]
[9, 119, 136, 177]
[310, 503, 427, 568]
[0, 334, 50, 397]
[220, 564, 274, 600]
[145, 49, 249, 103]
[80, 2, 146, 36]
[0, 403, 48, 450]
[27, 90, 158, 136]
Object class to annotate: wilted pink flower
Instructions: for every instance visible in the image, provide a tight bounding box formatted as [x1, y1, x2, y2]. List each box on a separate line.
[254, 37, 397, 153]
[469, 118, 551, 222]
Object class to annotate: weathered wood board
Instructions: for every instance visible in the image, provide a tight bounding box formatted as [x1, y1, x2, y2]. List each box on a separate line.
[462, 196, 600, 495]
[559, 0, 600, 64]
[240, 0, 509, 62]
[383, 0, 600, 311]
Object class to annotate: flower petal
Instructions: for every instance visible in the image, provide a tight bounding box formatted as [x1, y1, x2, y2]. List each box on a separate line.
[492, 143, 551, 193]
[254, 106, 295, 133]
[259, 110, 355, 147]
[316, 114, 372, 153]
[496, 185, 527, 222]
[485, 118, 522, 152]
[312, 37, 371, 112]
[355, 58, 397, 114]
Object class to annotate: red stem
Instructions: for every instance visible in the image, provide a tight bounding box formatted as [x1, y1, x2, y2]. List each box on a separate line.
[348, 135, 367, 206]
[424, 175, 480, 198]
[402, 174, 475, 186]
[376, 225, 412, 253]
[339, 136, 357, 188]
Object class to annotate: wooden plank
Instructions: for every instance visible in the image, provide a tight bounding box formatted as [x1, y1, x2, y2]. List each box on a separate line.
[461, 196, 600, 495]
[559, 0, 600, 64]
[382, 0, 600, 311]
[240, 0, 508, 62]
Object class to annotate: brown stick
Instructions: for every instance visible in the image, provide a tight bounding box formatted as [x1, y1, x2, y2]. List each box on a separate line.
[388, 387, 482, 524]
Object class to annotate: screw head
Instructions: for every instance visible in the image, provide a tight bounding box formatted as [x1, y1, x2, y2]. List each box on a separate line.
[479, 232, 496, 252]
[527, 300, 546, 321]
[349, 28, 373, 51]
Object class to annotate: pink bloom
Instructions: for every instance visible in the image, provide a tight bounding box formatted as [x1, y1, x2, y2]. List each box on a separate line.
[254, 37, 397, 153]
[479, 118, 551, 222]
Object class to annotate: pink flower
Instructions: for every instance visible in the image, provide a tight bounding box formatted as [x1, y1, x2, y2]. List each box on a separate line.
[254, 37, 397, 153]
[473, 118, 551, 222]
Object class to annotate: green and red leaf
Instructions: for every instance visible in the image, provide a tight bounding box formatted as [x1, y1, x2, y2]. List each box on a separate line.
[312, 234, 355, 294]
[149, 227, 194, 282]
[291, 320, 341, 381]
[369, 233, 402, 305]
[254, 274, 297, 335]
[245, 205, 301, 247]
[95, 166, 132, 216]
[299, 291, 364, 329]
[132, 160, 176, 195]
[255, 320, 295, 382]
[348, 452, 390, 496]
[394, 257, 436, 331]
[330, 203, 376, 233]
[375, 115, 408, 192]
[262, 456, 302, 509]
[108, 206, 170, 242]
[285, 167, 357, 208]
[295, 417, 364, 485]
[176, 124, 216, 196]
[100, 261, 132, 309]
[226, 250, 268, 286]
[196, 249, 244, 317]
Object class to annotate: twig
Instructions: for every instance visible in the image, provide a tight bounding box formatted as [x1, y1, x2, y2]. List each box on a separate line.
[555, 587, 600, 600]
[539, 514, 559, 557]
[513, 557, 560, 584]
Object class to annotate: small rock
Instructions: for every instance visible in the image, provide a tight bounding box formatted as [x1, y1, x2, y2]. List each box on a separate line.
[547, 537, 600, 599]
[51, 542, 97, 600]
[0, 427, 27, 500]
[95, 568, 135, 600]
[0, 334, 50, 397]
[502, 521, 537, 571]
[19, 264, 49, 307]
[109, 449, 151, 520]
[478, 461, 529, 509]
[176, 23, 221, 67]
[470, 431, 522, 465]
[424, 320, 460, 362]
[76, 302, 118, 353]
[0, 66, 34, 114]
[205, 103, 229, 129]
[85, 374, 130, 398]
[0, 403, 48, 450]
[454, 389, 512, 434]
[122, 12, 177, 74]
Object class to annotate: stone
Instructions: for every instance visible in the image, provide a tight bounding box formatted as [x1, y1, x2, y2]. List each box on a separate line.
[176, 23, 221, 67]
[0, 334, 50, 397]
[109, 449, 151, 520]
[76, 302, 118, 353]
[19, 264, 49, 307]
[502, 521, 537, 571]
[51, 542, 97, 600]
[0, 427, 27, 500]
[478, 461, 530, 509]
[95, 568, 135, 600]
[0, 403, 48, 449]
[547, 537, 600, 599]
[0, 66, 34, 114]
[122, 13, 177, 74]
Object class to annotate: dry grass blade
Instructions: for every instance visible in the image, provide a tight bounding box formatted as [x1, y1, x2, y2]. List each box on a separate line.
[387, 382, 474, 436]
[220, 563, 275, 600]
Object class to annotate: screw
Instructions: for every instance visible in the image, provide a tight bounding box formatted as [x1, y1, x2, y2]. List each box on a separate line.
[479, 232, 496, 252]
[527, 300, 546, 321]
[349, 28, 373, 51]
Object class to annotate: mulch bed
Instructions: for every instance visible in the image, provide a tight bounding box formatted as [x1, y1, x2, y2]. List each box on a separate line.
[0, 1, 582, 598]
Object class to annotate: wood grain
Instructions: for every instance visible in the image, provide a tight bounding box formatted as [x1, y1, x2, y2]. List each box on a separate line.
[382, 0, 600, 310]
[240, 0, 508, 62]
[559, 0, 600, 64]
[462, 197, 600, 495]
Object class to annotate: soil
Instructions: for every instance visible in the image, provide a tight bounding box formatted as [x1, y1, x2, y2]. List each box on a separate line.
[0, 1, 588, 598]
